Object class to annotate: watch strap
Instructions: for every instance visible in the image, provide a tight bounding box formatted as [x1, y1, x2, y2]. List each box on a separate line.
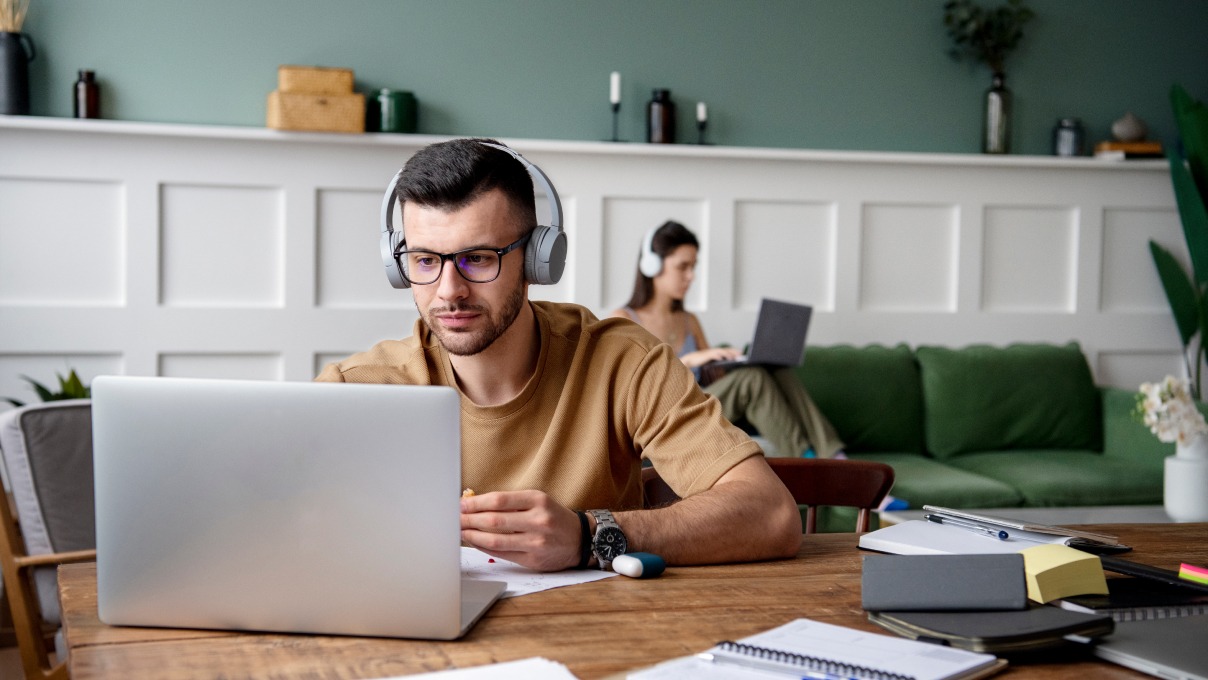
[575, 511, 591, 569]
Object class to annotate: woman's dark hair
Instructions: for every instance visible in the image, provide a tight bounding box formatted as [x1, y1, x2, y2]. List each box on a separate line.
[623, 220, 699, 311]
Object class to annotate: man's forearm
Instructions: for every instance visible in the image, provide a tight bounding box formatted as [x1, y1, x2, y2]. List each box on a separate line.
[612, 472, 802, 565]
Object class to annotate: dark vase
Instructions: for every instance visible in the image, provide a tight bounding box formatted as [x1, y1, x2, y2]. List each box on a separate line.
[983, 72, 1011, 154]
[74, 70, 101, 119]
[647, 89, 676, 144]
[0, 31, 36, 115]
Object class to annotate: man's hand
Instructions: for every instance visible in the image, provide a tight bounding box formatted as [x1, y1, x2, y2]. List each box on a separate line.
[460, 490, 583, 572]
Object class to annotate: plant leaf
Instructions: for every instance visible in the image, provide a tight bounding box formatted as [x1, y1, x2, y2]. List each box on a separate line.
[20, 374, 55, 402]
[1150, 240, 1199, 346]
[63, 369, 88, 398]
[1172, 85, 1208, 204]
[1169, 151, 1208, 287]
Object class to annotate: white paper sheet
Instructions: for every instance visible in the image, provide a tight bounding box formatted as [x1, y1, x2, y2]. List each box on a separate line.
[377, 656, 579, 679]
[460, 547, 617, 597]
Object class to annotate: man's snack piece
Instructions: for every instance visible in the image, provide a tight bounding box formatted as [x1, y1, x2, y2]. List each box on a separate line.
[461, 488, 476, 498]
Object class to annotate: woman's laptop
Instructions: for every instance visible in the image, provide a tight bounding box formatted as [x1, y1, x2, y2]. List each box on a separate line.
[91, 376, 504, 640]
[710, 298, 813, 370]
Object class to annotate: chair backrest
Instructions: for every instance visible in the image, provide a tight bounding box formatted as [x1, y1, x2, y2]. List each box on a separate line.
[0, 400, 97, 680]
[642, 458, 895, 534]
[765, 458, 894, 534]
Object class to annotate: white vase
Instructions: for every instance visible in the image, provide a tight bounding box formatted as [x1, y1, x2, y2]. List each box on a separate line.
[1165, 435, 1208, 521]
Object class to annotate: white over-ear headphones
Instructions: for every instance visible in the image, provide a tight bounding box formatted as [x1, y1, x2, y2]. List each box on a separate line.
[638, 225, 663, 278]
[379, 141, 566, 289]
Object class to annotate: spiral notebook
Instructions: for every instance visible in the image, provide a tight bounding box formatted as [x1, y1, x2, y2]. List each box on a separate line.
[1056, 577, 1208, 622]
[628, 618, 1006, 680]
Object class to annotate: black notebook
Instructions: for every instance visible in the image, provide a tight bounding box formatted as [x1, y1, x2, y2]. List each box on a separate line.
[1056, 577, 1208, 621]
[868, 606, 1114, 654]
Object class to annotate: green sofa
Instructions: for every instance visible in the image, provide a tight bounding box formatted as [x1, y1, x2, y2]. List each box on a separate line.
[788, 342, 1196, 531]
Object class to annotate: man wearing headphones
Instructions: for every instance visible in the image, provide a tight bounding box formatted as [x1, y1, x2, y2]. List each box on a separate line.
[316, 138, 801, 572]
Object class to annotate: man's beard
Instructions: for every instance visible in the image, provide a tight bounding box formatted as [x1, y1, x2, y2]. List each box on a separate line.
[422, 282, 527, 357]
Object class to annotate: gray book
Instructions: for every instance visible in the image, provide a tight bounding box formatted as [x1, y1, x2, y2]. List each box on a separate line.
[862, 554, 1028, 611]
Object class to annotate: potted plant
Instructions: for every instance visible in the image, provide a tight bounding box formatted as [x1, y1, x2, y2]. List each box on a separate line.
[942, 0, 1035, 153]
[1148, 85, 1208, 399]
[3, 369, 91, 407]
[1136, 375, 1208, 521]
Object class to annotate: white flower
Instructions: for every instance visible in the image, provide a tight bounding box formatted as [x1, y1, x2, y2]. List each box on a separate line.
[1136, 375, 1208, 444]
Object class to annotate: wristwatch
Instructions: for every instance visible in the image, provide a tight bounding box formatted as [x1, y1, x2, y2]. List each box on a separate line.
[588, 509, 628, 570]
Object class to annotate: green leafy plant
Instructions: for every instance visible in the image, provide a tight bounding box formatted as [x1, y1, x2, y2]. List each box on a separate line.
[942, 0, 1035, 75]
[1149, 85, 1208, 398]
[3, 369, 91, 407]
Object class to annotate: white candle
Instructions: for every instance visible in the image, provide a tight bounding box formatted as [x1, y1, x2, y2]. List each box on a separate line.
[697, 101, 707, 123]
[610, 72, 621, 105]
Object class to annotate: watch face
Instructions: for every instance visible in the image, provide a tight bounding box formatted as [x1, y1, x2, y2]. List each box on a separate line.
[596, 526, 628, 561]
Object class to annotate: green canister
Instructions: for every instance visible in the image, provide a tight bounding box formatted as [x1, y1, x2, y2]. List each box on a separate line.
[377, 89, 417, 133]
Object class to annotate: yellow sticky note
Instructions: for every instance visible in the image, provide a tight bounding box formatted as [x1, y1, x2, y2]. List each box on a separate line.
[1019, 544, 1109, 604]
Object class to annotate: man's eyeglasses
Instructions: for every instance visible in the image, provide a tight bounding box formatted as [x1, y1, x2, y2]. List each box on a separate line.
[394, 232, 530, 285]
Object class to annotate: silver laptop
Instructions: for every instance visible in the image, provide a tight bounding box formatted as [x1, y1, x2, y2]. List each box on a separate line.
[1092, 616, 1208, 680]
[91, 375, 504, 640]
[710, 298, 813, 370]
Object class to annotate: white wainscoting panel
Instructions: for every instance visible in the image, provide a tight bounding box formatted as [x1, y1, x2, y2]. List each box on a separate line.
[160, 184, 284, 307]
[0, 117, 1192, 404]
[317, 188, 408, 309]
[982, 206, 1078, 313]
[1100, 207, 1184, 313]
[158, 353, 283, 381]
[860, 204, 958, 312]
[735, 201, 836, 312]
[0, 178, 125, 306]
[1097, 351, 1186, 395]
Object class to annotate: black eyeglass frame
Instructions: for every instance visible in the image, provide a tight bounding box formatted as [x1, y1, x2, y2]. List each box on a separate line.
[394, 232, 531, 285]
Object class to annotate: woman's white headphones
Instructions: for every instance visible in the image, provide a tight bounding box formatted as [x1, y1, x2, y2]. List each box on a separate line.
[638, 225, 663, 278]
[379, 142, 566, 289]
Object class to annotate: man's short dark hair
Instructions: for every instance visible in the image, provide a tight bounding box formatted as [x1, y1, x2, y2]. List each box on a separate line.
[395, 138, 536, 233]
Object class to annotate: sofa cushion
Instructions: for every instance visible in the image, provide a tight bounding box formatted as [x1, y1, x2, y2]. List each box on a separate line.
[796, 344, 924, 455]
[850, 452, 1023, 509]
[945, 450, 1162, 506]
[917, 342, 1102, 459]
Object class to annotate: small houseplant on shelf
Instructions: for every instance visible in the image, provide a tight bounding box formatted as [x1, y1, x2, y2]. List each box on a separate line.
[942, 0, 1034, 154]
[1136, 375, 1208, 522]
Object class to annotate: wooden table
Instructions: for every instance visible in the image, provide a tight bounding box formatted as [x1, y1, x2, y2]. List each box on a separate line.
[59, 523, 1208, 679]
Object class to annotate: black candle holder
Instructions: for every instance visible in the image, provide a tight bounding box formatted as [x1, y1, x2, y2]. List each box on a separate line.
[609, 102, 622, 142]
[697, 119, 708, 145]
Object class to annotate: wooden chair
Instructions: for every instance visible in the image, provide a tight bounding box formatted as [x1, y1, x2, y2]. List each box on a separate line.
[0, 401, 98, 680]
[642, 458, 895, 534]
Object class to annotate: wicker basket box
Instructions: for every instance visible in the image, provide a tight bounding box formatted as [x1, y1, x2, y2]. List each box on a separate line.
[266, 91, 365, 133]
[277, 65, 354, 95]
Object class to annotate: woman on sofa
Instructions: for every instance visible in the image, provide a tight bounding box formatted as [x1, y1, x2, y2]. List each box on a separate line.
[610, 220, 844, 459]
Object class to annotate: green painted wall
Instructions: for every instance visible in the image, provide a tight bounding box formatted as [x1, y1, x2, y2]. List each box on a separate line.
[17, 0, 1208, 155]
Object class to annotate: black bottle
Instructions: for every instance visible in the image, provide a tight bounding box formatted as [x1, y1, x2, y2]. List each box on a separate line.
[647, 89, 676, 144]
[74, 70, 100, 119]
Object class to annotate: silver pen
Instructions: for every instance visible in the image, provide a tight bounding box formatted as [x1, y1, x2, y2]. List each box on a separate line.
[924, 513, 1009, 541]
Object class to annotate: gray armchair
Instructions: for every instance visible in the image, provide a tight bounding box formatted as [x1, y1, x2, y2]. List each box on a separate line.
[0, 400, 97, 680]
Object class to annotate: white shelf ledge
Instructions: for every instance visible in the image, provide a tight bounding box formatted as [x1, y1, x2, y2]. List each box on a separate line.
[0, 114, 1168, 171]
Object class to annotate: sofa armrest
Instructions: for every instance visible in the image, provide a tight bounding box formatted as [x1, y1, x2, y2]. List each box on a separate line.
[1099, 386, 1208, 464]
